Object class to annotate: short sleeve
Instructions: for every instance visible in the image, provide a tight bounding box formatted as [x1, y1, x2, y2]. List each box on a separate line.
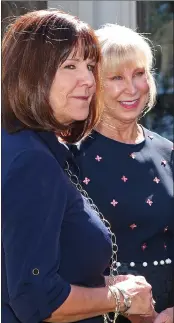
[2, 150, 71, 323]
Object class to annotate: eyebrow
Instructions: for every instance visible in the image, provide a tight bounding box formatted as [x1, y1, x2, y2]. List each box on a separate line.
[66, 58, 96, 63]
[66, 58, 80, 62]
[107, 66, 145, 74]
[134, 67, 145, 70]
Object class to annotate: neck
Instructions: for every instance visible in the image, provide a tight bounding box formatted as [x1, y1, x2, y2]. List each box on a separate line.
[96, 113, 144, 144]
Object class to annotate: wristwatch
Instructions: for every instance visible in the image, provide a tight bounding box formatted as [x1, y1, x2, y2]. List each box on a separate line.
[116, 288, 132, 313]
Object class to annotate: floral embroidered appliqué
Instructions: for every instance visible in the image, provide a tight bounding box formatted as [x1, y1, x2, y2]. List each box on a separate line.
[83, 177, 90, 185]
[164, 226, 168, 232]
[130, 153, 136, 159]
[141, 243, 147, 251]
[164, 243, 167, 249]
[111, 199, 118, 207]
[130, 223, 137, 230]
[121, 175, 128, 182]
[153, 177, 160, 184]
[161, 160, 167, 166]
[148, 135, 154, 140]
[95, 155, 102, 162]
[146, 198, 153, 206]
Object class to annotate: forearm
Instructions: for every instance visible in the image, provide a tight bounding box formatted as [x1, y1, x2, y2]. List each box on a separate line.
[45, 311, 102, 323]
[44, 285, 115, 323]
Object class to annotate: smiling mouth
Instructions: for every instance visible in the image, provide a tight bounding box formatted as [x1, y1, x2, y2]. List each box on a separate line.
[119, 99, 139, 105]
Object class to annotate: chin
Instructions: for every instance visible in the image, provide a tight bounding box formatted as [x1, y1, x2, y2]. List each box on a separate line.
[73, 110, 90, 122]
[116, 112, 139, 124]
[125, 107, 142, 117]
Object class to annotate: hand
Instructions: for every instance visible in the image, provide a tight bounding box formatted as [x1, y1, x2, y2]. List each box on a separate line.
[114, 275, 155, 316]
[105, 274, 135, 286]
[127, 311, 158, 323]
[153, 307, 174, 323]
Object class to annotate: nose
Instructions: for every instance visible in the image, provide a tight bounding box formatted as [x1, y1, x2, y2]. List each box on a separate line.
[79, 67, 95, 88]
[125, 78, 137, 95]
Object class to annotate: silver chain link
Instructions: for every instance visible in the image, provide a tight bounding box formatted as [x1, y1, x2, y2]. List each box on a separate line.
[65, 161, 119, 323]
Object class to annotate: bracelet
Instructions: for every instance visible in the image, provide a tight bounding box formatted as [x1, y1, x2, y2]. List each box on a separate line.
[116, 287, 131, 314]
[107, 286, 120, 323]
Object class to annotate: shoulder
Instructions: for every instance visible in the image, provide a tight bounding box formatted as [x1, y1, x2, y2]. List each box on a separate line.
[143, 127, 173, 152]
[2, 129, 64, 186]
[2, 148, 68, 213]
[143, 127, 173, 167]
[70, 131, 99, 156]
[2, 128, 50, 154]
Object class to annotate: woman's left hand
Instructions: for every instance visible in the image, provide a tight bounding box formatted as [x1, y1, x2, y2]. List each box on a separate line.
[128, 308, 174, 323]
[153, 307, 173, 323]
[125, 311, 157, 323]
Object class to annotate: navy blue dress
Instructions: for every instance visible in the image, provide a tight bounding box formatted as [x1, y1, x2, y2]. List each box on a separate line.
[2, 129, 112, 323]
[74, 127, 174, 314]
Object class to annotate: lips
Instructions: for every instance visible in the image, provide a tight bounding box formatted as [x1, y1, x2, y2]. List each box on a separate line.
[119, 99, 140, 109]
[72, 96, 89, 101]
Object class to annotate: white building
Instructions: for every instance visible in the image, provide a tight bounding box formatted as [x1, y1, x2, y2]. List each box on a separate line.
[48, 1, 137, 29]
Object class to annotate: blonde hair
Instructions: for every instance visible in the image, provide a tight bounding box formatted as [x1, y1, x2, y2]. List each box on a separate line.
[95, 24, 157, 114]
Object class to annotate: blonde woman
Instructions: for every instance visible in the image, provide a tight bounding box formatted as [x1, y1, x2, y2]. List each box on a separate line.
[73, 24, 174, 323]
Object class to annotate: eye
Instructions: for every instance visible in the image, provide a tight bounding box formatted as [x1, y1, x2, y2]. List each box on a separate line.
[111, 75, 123, 81]
[135, 71, 145, 77]
[64, 64, 76, 70]
[87, 64, 95, 72]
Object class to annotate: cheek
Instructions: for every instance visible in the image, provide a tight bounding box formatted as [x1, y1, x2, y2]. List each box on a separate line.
[136, 78, 149, 94]
[104, 82, 122, 98]
[55, 73, 76, 96]
[49, 82, 68, 110]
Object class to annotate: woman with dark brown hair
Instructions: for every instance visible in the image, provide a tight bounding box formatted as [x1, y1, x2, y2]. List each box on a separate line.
[2, 10, 154, 323]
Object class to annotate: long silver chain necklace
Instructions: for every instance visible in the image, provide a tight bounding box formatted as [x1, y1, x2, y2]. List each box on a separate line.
[64, 160, 119, 323]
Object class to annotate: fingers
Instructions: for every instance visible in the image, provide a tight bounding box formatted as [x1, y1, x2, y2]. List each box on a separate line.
[135, 276, 147, 282]
[108, 274, 136, 285]
[153, 309, 173, 323]
[154, 314, 172, 323]
[113, 274, 154, 316]
[134, 276, 152, 289]
[114, 274, 150, 285]
[114, 274, 135, 282]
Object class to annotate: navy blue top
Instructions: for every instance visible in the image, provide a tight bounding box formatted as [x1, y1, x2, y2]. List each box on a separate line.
[2, 129, 112, 323]
[74, 127, 174, 312]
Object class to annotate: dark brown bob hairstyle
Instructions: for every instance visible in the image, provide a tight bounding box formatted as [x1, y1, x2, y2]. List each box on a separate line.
[2, 10, 102, 143]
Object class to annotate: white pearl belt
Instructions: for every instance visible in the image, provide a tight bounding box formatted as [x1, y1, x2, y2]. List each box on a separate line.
[116, 258, 172, 268]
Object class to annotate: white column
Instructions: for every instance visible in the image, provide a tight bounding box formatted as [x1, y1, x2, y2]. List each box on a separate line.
[47, 1, 137, 30]
[117, 1, 137, 29]
[78, 1, 94, 27]
[48, 0, 94, 26]
[48, 1, 79, 16]
[93, 1, 137, 29]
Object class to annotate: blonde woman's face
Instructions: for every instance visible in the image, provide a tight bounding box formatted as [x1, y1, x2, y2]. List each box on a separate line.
[103, 63, 149, 122]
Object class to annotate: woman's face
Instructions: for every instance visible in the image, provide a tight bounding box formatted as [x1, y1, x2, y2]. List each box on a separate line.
[49, 48, 96, 125]
[103, 63, 149, 122]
